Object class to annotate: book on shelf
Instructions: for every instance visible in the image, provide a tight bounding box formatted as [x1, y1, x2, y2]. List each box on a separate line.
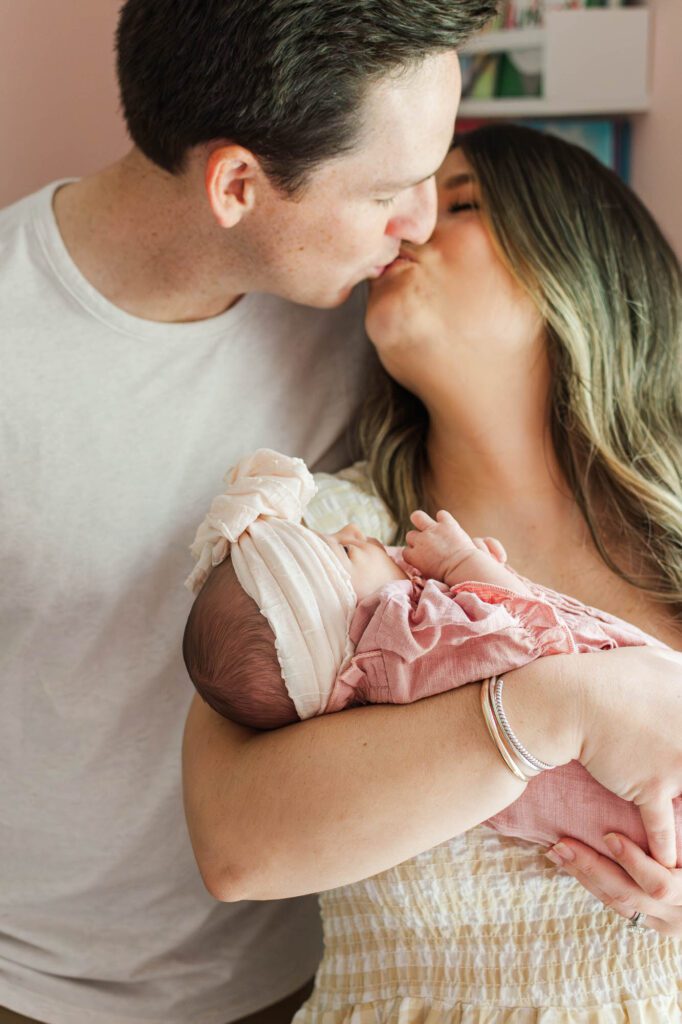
[460, 46, 541, 100]
[483, 0, 628, 31]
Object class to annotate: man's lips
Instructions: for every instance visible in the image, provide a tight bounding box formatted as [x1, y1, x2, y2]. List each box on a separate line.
[372, 252, 416, 278]
[367, 259, 398, 279]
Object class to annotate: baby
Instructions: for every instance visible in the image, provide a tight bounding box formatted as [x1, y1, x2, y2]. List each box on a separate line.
[183, 449, 681, 858]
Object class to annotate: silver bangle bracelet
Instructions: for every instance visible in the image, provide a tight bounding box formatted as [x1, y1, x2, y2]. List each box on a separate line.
[479, 679, 530, 782]
[491, 676, 557, 773]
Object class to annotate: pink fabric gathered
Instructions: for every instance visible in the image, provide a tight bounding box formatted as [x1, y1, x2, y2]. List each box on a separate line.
[185, 449, 356, 719]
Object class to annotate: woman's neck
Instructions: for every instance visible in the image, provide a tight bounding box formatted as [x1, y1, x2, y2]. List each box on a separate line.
[425, 414, 585, 568]
[421, 369, 680, 646]
[422, 352, 577, 546]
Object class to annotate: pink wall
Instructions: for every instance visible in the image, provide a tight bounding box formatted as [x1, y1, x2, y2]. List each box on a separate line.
[0, 0, 127, 208]
[0, 0, 680, 260]
[631, 0, 682, 260]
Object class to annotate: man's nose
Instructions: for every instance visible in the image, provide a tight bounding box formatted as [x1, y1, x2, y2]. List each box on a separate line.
[386, 177, 438, 247]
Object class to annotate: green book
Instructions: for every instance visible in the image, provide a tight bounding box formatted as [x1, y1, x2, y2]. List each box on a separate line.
[470, 54, 499, 99]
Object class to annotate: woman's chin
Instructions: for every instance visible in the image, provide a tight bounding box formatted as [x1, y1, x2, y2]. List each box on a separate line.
[366, 282, 417, 354]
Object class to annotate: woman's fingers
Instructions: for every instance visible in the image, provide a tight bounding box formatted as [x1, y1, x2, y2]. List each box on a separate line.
[558, 861, 673, 935]
[546, 838, 682, 937]
[601, 833, 682, 899]
[638, 799, 678, 869]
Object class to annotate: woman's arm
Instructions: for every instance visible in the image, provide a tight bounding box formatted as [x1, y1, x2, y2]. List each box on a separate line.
[183, 645, 682, 901]
[183, 675, 546, 901]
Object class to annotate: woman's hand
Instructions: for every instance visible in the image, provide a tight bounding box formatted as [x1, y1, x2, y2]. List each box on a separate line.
[571, 646, 682, 869]
[546, 834, 682, 938]
[503, 646, 682, 868]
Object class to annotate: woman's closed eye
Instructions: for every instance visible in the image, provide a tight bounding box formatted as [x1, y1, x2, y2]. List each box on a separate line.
[448, 201, 479, 214]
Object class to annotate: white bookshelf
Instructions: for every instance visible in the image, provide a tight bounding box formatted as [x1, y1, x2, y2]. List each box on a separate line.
[458, 7, 650, 118]
[462, 27, 545, 55]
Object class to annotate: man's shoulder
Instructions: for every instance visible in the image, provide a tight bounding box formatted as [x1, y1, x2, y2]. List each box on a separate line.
[0, 181, 58, 236]
[0, 191, 35, 260]
[0, 180, 64, 274]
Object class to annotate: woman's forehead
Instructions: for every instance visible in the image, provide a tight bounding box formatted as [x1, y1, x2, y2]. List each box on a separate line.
[436, 147, 474, 188]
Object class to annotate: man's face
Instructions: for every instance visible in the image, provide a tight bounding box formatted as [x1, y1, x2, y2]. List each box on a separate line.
[240, 51, 461, 308]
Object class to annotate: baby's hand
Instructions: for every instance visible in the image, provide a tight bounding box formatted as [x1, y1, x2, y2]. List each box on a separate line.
[404, 510, 482, 582]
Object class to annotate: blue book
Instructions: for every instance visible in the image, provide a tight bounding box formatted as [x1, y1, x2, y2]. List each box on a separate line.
[519, 118, 631, 182]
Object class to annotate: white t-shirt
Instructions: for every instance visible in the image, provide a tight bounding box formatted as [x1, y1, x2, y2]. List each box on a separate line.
[0, 182, 371, 1024]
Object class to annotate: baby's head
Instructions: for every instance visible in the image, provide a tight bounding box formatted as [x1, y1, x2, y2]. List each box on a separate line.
[183, 517, 406, 728]
[183, 557, 300, 728]
[182, 448, 411, 727]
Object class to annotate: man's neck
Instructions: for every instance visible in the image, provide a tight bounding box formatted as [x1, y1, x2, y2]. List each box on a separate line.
[52, 149, 245, 323]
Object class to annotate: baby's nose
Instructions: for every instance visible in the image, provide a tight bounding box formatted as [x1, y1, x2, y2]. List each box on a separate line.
[337, 523, 366, 543]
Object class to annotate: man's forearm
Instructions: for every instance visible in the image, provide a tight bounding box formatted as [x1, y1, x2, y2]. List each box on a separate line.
[182, 655, 579, 901]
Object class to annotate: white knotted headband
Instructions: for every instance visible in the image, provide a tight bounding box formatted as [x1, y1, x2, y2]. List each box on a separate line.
[185, 449, 356, 719]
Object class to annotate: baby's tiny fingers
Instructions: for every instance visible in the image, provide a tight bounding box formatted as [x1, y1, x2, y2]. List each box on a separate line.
[484, 537, 508, 563]
[435, 509, 457, 526]
[410, 510, 436, 530]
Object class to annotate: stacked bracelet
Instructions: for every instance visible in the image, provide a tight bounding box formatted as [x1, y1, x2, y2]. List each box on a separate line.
[480, 675, 557, 783]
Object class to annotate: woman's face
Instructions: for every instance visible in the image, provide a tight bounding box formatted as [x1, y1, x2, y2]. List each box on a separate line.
[364, 147, 544, 400]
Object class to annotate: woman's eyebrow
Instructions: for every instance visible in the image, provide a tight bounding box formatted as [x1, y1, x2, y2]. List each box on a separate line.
[442, 172, 475, 189]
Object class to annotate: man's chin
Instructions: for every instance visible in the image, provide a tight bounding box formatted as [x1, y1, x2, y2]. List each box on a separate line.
[300, 282, 357, 310]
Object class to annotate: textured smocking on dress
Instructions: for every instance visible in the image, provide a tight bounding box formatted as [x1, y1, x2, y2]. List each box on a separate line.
[299, 465, 682, 1024]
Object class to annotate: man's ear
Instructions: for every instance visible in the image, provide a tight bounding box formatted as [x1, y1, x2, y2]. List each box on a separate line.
[204, 145, 260, 228]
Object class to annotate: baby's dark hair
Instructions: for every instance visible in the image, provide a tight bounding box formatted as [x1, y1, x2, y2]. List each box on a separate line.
[182, 559, 300, 729]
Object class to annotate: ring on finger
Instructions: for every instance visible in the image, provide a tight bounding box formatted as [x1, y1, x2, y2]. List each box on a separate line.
[627, 910, 648, 933]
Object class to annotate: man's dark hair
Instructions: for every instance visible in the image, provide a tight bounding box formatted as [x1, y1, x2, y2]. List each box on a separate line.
[116, 0, 497, 194]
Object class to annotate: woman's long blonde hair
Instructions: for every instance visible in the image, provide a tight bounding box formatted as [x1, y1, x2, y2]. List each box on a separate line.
[358, 123, 682, 617]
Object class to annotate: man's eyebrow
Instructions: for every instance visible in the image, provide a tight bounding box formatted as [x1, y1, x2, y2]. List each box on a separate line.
[442, 172, 475, 189]
[373, 170, 438, 192]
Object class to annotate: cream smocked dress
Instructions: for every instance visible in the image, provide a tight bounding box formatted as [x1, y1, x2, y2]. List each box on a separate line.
[299, 464, 682, 1024]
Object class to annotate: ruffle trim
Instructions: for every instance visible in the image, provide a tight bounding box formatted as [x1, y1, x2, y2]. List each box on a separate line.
[294, 992, 682, 1024]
